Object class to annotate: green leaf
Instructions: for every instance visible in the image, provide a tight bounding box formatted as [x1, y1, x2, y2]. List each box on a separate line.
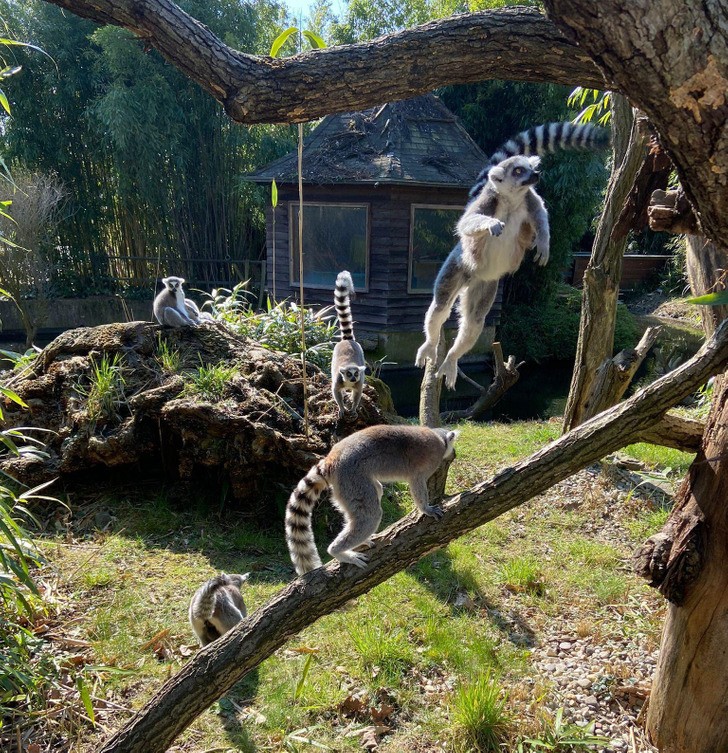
[270, 27, 298, 58]
[0, 89, 10, 115]
[302, 30, 326, 50]
[271, 179, 278, 208]
[0, 387, 28, 408]
[77, 675, 96, 725]
[685, 290, 728, 306]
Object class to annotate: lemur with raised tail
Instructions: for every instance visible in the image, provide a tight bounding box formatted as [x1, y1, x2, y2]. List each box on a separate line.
[285, 425, 457, 575]
[188, 573, 249, 646]
[331, 271, 366, 418]
[153, 276, 210, 328]
[415, 121, 610, 389]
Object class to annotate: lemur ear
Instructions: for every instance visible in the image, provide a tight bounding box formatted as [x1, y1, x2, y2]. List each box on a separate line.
[528, 156, 541, 170]
[489, 166, 505, 182]
[161, 277, 170, 284]
[359, 365, 367, 373]
[447, 430, 459, 443]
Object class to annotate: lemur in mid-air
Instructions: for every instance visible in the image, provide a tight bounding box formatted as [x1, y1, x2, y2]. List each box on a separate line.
[330, 270, 367, 418]
[415, 121, 611, 389]
[285, 425, 457, 575]
[188, 572, 249, 646]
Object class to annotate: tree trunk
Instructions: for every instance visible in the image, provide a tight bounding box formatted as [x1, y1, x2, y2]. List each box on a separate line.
[686, 235, 728, 337]
[562, 96, 646, 431]
[634, 412, 705, 453]
[634, 375, 728, 752]
[93, 320, 728, 753]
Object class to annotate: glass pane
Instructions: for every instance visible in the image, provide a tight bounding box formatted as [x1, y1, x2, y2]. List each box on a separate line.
[410, 206, 462, 292]
[291, 204, 368, 289]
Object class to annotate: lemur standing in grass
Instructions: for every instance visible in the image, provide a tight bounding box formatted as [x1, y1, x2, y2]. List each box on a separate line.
[331, 271, 367, 418]
[285, 425, 457, 575]
[415, 122, 611, 389]
[188, 573, 250, 646]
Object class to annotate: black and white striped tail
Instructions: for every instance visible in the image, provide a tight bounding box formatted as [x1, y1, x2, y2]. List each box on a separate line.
[285, 462, 329, 575]
[193, 575, 228, 620]
[469, 121, 611, 199]
[334, 270, 356, 341]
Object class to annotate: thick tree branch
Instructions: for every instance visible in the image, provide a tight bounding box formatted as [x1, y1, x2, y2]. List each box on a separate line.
[42, 1, 608, 123]
[99, 319, 728, 753]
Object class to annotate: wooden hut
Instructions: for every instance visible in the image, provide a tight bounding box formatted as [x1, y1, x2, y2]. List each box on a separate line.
[247, 94, 499, 362]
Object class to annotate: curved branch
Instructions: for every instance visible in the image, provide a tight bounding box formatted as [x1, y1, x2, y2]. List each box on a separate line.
[42, 1, 608, 123]
[99, 319, 728, 753]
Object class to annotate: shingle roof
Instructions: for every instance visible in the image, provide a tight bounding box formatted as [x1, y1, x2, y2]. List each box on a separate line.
[247, 94, 488, 188]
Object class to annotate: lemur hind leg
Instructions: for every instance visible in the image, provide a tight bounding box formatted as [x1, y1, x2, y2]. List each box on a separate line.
[162, 307, 197, 328]
[436, 279, 498, 389]
[327, 484, 382, 569]
[415, 251, 467, 367]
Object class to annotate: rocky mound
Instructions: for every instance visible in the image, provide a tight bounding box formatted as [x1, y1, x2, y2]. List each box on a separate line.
[1, 321, 393, 507]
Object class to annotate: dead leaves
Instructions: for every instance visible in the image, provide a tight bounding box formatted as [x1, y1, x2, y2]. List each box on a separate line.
[337, 688, 397, 750]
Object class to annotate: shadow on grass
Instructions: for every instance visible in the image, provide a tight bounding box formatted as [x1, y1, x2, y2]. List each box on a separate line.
[408, 548, 537, 649]
[217, 668, 261, 753]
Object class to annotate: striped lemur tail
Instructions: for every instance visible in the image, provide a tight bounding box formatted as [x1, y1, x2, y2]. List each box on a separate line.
[334, 270, 356, 341]
[285, 461, 331, 575]
[469, 121, 611, 199]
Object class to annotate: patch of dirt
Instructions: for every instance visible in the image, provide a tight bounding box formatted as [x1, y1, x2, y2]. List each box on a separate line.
[0, 321, 393, 508]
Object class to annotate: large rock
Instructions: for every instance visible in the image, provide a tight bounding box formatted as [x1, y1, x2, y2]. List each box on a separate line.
[1, 321, 392, 507]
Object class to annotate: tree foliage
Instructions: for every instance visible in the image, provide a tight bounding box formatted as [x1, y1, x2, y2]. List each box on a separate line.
[0, 0, 296, 296]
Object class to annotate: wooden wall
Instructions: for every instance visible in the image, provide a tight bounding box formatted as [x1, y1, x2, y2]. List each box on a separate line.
[571, 253, 672, 292]
[265, 183, 502, 336]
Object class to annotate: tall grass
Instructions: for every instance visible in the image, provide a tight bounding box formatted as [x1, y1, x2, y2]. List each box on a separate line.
[451, 672, 511, 752]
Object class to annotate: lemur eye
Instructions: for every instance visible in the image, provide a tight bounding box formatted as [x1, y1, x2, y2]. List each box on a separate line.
[513, 167, 524, 176]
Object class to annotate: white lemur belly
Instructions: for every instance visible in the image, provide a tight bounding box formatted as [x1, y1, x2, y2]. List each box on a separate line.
[463, 205, 530, 281]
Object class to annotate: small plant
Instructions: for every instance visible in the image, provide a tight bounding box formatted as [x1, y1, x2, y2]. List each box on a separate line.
[519, 707, 609, 751]
[155, 335, 181, 373]
[186, 358, 236, 399]
[199, 280, 254, 326]
[451, 672, 511, 752]
[75, 353, 127, 423]
[0, 345, 41, 372]
[348, 624, 414, 684]
[500, 555, 545, 596]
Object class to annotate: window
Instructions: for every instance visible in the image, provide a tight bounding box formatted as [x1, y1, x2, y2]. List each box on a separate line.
[290, 203, 369, 290]
[408, 204, 463, 293]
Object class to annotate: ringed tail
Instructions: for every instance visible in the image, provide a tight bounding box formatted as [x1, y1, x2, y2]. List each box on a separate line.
[285, 462, 329, 575]
[469, 121, 611, 199]
[194, 574, 229, 619]
[334, 270, 356, 341]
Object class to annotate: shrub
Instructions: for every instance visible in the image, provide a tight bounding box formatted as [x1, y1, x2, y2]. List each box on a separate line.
[451, 672, 511, 752]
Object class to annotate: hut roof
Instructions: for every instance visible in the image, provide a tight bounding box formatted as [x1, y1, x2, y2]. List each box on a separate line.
[247, 94, 488, 188]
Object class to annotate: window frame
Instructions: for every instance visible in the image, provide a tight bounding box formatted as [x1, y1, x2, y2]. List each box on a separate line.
[408, 202, 464, 295]
[288, 201, 371, 292]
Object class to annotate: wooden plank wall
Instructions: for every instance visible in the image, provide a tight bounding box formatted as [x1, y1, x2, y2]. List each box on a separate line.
[265, 184, 503, 336]
[571, 253, 672, 292]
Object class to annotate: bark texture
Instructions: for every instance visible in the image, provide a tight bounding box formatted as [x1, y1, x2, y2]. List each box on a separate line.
[633, 377, 728, 752]
[96, 319, 728, 753]
[40, 2, 608, 124]
[562, 97, 646, 431]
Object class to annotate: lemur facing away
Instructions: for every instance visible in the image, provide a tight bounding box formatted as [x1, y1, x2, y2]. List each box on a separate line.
[153, 275, 210, 328]
[188, 573, 249, 646]
[285, 425, 457, 575]
[416, 121, 610, 389]
[331, 271, 366, 418]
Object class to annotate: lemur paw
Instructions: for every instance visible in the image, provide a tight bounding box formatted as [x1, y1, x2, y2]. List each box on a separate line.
[534, 245, 550, 266]
[334, 551, 369, 569]
[415, 341, 438, 368]
[488, 219, 505, 237]
[436, 358, 459, 389]
[422, 505, 444, 520]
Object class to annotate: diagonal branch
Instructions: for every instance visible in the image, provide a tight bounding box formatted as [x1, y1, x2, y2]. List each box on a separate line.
[42, 1, 608, 124]
[99, 318, 728, 753]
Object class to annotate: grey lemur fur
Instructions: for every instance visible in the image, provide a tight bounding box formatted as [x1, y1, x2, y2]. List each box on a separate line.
[188, 572, 249, 646]
[331, 271, 366, 417]
[153, 275, 211, 328]
[415, 121, 610, 389]
[285, 425, 457, 575]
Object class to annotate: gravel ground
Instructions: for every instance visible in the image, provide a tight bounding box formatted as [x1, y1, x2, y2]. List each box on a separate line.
[515, 463, 666, 753]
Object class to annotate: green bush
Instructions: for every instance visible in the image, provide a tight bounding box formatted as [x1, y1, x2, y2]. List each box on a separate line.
[499, 285, 637, 363]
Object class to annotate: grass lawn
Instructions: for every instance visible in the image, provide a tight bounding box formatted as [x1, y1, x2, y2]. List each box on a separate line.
[8, 419, 693, 752]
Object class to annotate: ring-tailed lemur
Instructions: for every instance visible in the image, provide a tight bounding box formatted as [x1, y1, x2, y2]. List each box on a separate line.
[331, 271, 366, 418]
[415, 121, 610, 389]
[153, 276, 211, 328]
[285, 425, 457, 575]
[188, 572, 249, 646]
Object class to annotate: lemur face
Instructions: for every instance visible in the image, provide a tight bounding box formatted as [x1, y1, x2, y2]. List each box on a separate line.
[489, 155, 541, 190]
[340, 366, 365, 385]
[162, 276, 185, 292]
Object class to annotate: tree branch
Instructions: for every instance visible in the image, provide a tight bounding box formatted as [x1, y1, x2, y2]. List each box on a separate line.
[99, 319, 728, 753]
[42, 1, 608, 124]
